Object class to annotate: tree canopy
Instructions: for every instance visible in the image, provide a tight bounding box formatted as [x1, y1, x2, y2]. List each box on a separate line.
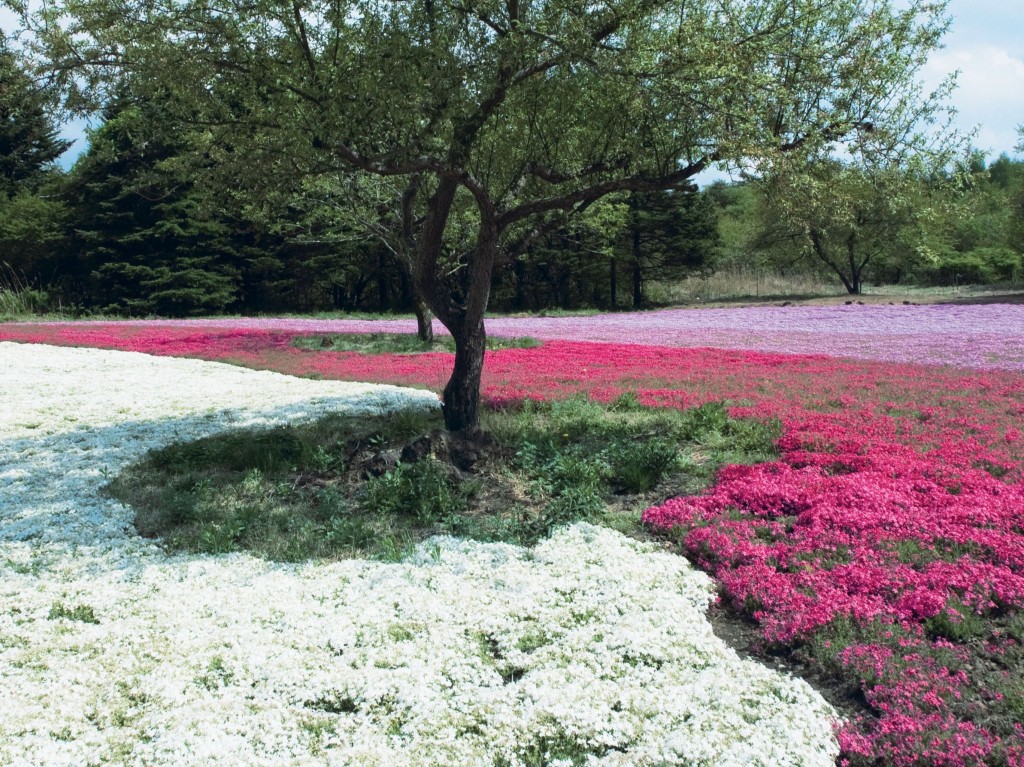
[19, 0, 957, 429]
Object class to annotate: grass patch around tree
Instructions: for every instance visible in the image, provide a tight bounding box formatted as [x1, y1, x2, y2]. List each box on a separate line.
[292, 333, 541, 355]
[105, 395, 780, 562]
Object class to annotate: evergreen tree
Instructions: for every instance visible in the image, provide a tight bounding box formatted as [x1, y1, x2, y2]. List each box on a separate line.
[62, 101, 247, 315]
[0, 32, 69, 197]
[0, 32, 70, 297]
[626, 189, 718, 308]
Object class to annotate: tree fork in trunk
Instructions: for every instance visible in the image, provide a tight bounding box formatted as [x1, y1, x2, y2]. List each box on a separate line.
[415, 177, 497, 432]
[809, 226, 858, 294]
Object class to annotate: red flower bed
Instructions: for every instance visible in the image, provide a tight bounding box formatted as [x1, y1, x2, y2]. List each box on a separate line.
[4, 321, 1024, 766]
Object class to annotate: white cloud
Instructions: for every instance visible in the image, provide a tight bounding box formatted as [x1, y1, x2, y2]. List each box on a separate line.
[0, 8, 19, 34]
[924, 45, 1024, 156]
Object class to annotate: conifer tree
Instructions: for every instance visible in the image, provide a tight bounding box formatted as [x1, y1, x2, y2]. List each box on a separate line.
[63, 102, 245, 315]
[0, 32, 69, 197]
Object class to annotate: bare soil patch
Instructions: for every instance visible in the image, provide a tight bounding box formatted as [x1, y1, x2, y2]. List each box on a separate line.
[669, 286, 1024, 310]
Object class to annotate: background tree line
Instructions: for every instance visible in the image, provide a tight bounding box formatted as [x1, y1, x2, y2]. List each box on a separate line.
[2, 52, 719, 316]
[3, 28, 1022, 320]
[710, 150, 1024, 294]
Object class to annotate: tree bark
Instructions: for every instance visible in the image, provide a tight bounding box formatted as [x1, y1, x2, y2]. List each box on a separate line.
[442, 315, 487, 431]
[414, 298, 433, 342]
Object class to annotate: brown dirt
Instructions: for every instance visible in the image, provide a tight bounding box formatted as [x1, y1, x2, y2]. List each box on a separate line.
[669, 288, 1024, 310]
[704, 600, 873, 725]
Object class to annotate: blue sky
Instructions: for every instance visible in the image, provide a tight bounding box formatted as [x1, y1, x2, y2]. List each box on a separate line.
[920, 0, 1024, 159]
[2, 0, 1022, 168]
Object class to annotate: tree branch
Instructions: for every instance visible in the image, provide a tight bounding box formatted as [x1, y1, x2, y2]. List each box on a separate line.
[289, 1, 320, 87]
[498, 157, 710, 230]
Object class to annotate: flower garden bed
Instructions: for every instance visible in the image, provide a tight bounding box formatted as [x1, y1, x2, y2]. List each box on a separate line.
[16, 299, 1024, 369]
[0, 343, 837, 766]
[3, 303, 1024, 766]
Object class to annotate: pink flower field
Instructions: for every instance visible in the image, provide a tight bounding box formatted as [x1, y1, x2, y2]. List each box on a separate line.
[21, 300, 1024, 370]
[4, 302, 1024, 767]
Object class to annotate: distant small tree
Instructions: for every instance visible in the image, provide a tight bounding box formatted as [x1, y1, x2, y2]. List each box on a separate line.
[753, 158, 956, 294]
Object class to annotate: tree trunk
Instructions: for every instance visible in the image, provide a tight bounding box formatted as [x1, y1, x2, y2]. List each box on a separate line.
[414, 298, 434, 342]
[809, 226, 858, 294]
[609, 256, 617, 308]
[631, 194, 643, 308]
[442, 316, 487, 431]
[411, 174, 498, 433]
[847, 233, 862, 294]
[413, 183, 496, 432]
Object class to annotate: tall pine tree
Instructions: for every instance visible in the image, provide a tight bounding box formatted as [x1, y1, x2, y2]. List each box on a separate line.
[0, 32, 69, 197]
[0, 32, 70, 290]
[63, 100, 248, 315]
[626, 190, 718, 308]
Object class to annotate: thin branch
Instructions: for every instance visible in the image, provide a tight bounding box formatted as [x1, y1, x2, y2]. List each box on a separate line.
[290, 1, 320, 87]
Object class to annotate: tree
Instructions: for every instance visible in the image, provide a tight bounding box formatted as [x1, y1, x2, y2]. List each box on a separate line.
[995, 144, 1024, 259]
[0, 31, 70, 197]
[704, 181, 767, 274]
[0, 188, 67, 280]
[626, 190, 717, 308]
[753, 160, 933, 294]
[62, 101, 249, 315]
[23, 0, 956, 430]
[0, 30, 71, 287]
